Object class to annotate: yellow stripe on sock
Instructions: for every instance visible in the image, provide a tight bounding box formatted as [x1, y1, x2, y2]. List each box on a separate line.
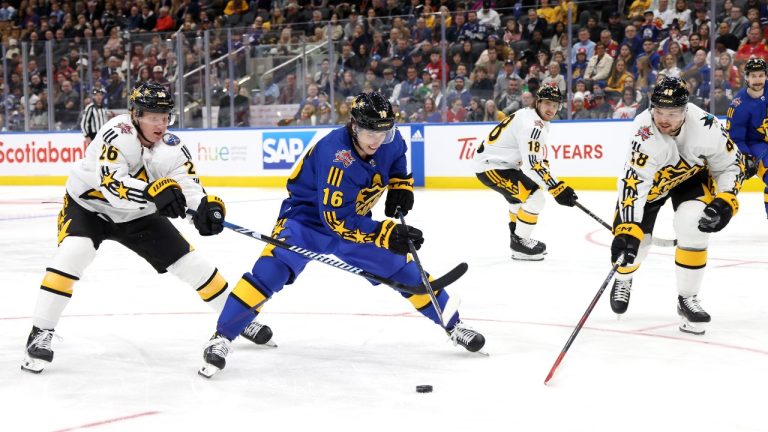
[197, 270, 228, 302]
[517, 209, 538, 225]
[41, 271, 76, 296]
[675, 247, 707, 270]
[232, 278, 268, 309]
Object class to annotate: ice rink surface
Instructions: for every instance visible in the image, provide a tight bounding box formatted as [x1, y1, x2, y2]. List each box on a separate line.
[1, 186, 766, 432]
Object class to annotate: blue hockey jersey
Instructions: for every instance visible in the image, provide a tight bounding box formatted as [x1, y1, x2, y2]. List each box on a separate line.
[278, 126, 409, 243]
[726, 85, 768, 159]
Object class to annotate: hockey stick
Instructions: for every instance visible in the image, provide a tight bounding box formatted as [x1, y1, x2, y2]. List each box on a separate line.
[397, 208, 445, 328]
[186, 210, 468, 296]
[544, 253, 625, 385]
[574, 201, 677, 247]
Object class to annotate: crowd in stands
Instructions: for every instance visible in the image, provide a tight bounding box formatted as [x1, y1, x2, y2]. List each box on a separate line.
[1, 0, 766, 130]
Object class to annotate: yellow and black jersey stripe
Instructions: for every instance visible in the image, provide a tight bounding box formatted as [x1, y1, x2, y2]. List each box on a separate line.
[100, 166, 146, 203]
[323, 211, 378, 244]
[528, 156, 558, 189]
[619, 168, 642, 223]
[327, 166, 344, 187]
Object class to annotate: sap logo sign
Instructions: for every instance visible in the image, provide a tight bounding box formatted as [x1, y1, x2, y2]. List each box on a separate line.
[262, 131, 317, 169]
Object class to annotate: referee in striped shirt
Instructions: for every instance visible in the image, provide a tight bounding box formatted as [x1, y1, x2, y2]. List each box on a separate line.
[80, 88, 109, 144]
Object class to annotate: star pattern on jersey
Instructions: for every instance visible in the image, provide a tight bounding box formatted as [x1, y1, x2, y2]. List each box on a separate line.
[101, 170, 116, 187]
[116, 182, 129, 199]
[756, 117, 768, 138]
[621, 195, 637, 208]
[622, 171, 643, 192]
[271, 218, 287, 238]
[648, 158, 704, 202]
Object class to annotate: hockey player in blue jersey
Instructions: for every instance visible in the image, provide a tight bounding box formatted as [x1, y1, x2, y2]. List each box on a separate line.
[198, 92, 486, 378]
[726, 57, 768, 217]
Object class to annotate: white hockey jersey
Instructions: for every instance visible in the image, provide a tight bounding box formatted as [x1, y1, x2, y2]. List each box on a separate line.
[474, 107, 561, 190]
[66, 114, 205, 223]
[617, 103, 745, 225]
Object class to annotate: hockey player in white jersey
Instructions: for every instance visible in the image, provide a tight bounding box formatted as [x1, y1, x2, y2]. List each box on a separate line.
[22, 82, 272, 373]
[609, 76, 745, 335]
[474, 85, 579, 260]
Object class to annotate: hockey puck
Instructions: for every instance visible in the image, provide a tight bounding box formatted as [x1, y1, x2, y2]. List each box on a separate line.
[416, 385, 433, 393]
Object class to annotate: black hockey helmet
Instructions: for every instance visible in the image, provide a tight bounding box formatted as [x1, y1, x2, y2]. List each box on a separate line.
[651, 76, 689, 108]
[745, 57, 768, 75]
[350, 92, 395, 132]
[536, 84, 563, 103]
[129, 81, 174, 114]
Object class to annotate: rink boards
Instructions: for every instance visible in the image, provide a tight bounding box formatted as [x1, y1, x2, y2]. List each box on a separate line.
[0, 120, 762, 191]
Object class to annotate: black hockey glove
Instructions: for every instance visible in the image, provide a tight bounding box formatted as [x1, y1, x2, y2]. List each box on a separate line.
[743, 154, 758, 179]
[698, 193, 738, 233]
[144, 178, 187, 218]
[375, 220, 424, 256]
[384, 174, 415, 217]
[193, 195, 226, 236]
[549, 181, 578, 207]
[611, 223, 643, 266]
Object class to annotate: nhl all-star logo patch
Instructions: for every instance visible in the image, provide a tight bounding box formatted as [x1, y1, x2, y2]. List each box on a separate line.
[534, 119, 544, 128]
[115, 122, 133, 134]
[732, 97, 741, 107]
[162, 133, 181, 146]
[334, 149, 355, 167]
[635, 126, 653, 141]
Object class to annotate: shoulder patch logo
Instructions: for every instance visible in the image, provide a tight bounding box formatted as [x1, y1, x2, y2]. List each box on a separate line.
[732, 97, 741, 107]
[534, 119, 544, 128]
[334, 149, 355, 168]
[162, 133, 181, 146]
[115, 122, 133, 134]
[635, 126, 653, 141]
[700, 114, 715, 129]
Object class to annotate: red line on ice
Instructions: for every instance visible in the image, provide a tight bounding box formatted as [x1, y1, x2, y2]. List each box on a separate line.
[50, 411, 159, 432]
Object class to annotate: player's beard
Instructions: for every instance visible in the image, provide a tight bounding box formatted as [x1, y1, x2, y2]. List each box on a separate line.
[748, 82, 765, 93]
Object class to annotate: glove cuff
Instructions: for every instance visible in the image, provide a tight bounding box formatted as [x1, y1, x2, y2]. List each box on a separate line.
[714, 192, 738, 216]
[145, 178, 179, 198]
[205, 195, 226, 217]
[548, 181, 567, 197]
[388, 174, 414, 191]
[614, 223, 644, 242]
[374, 219, 397, 249]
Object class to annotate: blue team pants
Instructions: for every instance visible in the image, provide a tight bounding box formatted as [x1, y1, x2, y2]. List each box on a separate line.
[216, 218, 459, 340]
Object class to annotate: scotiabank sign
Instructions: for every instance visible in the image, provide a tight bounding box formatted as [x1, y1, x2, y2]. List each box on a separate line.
[0, 133, 87, 175]
[424, 120, 631, 178]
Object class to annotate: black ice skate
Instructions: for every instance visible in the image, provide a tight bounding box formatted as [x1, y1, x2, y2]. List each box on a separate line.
[448, 321, 486, 354]
[677, 295, 711, 335]
[21, 326, 55, 373]
[199, 333, 232, 378]
[610, 278, 632, 315]
[240, 321, 277, 347]
[510, 234, 547, 261]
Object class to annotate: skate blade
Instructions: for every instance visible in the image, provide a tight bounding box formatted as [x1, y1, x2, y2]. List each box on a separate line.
[511, 252, 545, 261]
[678, 320, 706, 335]
[198, 364, 222, 379]
[21, 356, 49, 374]
[474, 349, 490, 357]
[259, 340, 278, 348]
